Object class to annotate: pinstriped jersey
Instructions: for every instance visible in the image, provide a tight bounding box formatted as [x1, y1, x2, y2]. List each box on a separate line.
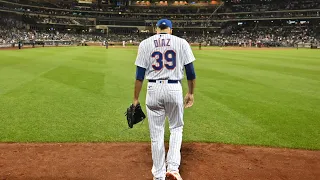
[135, 34, 195, 80]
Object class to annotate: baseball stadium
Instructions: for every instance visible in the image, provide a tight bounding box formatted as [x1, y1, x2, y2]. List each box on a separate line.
[0, 0, 319, 179]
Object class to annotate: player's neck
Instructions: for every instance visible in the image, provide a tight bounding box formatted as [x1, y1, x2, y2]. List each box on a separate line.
[157, 29, 171, 34]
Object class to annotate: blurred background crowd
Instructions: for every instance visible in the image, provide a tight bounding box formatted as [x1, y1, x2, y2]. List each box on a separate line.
[0, 0, 319, 47]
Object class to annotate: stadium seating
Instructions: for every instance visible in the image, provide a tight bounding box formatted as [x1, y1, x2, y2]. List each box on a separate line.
[0, 0, 319, 47]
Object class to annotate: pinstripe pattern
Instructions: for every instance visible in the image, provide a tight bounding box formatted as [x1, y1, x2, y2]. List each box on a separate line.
[135, 34, 195, 179]
[135, 34, 195, 80]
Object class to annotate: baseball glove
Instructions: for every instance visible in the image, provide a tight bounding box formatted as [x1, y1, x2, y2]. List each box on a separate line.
[125, 103, 146, 128]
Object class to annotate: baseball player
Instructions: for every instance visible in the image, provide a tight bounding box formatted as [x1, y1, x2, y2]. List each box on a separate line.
[132, 19, 196, 180]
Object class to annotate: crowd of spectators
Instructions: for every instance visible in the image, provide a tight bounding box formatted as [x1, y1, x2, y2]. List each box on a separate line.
[35, 16, 94, 26]
[108, 20, 320, 46]
[0, 0, 319, 48]
[0, 17, 28, 44]
[6, 0, 320, 13]
[0, 16, 104, 44]
[0, 15, 319, 47]
[255, 0, 320, 11]
[105, 23, 319, 47]
[1, 0, 320, 22]
[1, 5, 319, 21]
[182, 28, 319, 47]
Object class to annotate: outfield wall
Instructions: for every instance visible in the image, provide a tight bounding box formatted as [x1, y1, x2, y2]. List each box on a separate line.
[1, 41, 320, 49]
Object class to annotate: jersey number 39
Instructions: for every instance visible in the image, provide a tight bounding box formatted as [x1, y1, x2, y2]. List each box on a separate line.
[152, 50, 176, 70]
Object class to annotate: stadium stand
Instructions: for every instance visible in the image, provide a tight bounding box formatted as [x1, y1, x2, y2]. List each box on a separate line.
[0, 0, 319, 48]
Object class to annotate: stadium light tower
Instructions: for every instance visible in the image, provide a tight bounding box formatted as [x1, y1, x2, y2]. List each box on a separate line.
[207, 1, 225, 24]
[204, 1, 225, 44]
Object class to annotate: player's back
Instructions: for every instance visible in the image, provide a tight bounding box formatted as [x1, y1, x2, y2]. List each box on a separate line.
[135, 34, 194, 81]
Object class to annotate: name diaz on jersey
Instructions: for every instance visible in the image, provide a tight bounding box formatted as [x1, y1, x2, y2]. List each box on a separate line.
[154, 38, 171, 47]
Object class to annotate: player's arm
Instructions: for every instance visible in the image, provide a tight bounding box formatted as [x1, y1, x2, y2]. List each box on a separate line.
[184, 63, 196, 108]
[133, 66, 146, 106]
[183, 40, 196, 108]
[133, 42, 147, 106]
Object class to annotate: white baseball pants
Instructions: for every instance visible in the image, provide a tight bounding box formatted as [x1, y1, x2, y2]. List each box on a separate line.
[146, 80, 184, 179]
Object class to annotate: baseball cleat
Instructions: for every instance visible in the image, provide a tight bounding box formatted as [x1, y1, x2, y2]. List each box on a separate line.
[166, 171, 183, 180]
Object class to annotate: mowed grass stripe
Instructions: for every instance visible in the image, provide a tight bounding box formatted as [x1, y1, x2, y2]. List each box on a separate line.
[204, 49, 320, 68]
[0, 76, 143, 142]
[43, 66, 105, 94]
[0, 78, 107, 142]
[0, 47, 148, 142]
[190, 49, 320, 149]
[196, 72, 319, 113]
[193, 69, 319, 148]
[199, 50, 320, 80]
[0, 47, 319, 149]
[0, 48, 83, 94]
[228, 50, 320, 73]
[196, 50, 319, 111]
[196, 51, 320, 99]
[195, 88, 320, 148]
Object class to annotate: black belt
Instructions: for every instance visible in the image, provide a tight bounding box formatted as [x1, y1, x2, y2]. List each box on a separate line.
[149, 80, 179, 84]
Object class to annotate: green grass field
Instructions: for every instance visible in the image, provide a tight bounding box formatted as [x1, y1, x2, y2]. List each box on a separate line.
[0, 47, 319, 150]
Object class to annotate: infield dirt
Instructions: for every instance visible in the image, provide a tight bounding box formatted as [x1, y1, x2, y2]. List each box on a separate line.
[0, 143, 319, 180]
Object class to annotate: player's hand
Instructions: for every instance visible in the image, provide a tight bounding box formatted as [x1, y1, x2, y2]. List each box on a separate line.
[184, 93, 194, 108]
[133, 99, 139, 107]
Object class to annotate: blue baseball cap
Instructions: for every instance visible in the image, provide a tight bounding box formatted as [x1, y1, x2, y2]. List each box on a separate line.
[156, 19, 172, 29]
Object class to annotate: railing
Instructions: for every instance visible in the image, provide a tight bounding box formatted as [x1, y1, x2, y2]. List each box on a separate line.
[0, 9, 96, 26]
[0, 0, 319, 16]
[0, 40, 82, 48]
